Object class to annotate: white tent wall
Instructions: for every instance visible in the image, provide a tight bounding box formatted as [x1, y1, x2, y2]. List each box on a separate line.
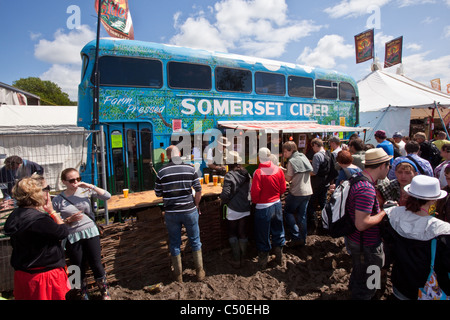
[0, 105, 90, 198]
[359, 107, 411, 145]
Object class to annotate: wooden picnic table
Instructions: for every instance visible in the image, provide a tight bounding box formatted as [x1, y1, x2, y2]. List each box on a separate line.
[106, 183, 223, 213]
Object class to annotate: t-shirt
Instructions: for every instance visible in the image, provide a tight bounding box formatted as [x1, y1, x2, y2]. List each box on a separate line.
[286, 161, 313, 196]
[345, 173, 381, 246]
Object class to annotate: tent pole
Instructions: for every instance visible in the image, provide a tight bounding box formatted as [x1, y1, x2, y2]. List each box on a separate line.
[434, 102, 450, 139]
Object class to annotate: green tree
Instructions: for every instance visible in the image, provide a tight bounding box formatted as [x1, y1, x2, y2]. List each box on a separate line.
[13, 77, 76, 106]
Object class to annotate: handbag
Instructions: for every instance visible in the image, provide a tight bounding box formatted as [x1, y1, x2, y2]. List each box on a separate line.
[418, 238, 449, 300]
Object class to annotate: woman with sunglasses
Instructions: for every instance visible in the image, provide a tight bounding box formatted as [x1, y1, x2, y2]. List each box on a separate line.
[4, 174, 72, 299]
[52, 168, 111, 300]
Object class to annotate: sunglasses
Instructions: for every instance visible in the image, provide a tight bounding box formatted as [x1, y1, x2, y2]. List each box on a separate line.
[66, 177, 82, 184]
[42, 185, 51, 192]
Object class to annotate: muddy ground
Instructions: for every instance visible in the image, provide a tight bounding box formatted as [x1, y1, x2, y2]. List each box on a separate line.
[106, 233, 393, 301]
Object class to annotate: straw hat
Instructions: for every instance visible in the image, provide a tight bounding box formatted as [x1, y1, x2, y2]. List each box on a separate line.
[225, 151, 242, 164]
[364, 148, 393, 166]
[404, 175, 447, 200]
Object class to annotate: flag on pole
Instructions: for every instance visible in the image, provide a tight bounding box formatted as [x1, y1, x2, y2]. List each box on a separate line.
[447, 84, 450, 94]
[95, 0, 134, 40]
[354, 29, 374, 64]
[431, 78, 441, 91]
[384, 36, 403, 68]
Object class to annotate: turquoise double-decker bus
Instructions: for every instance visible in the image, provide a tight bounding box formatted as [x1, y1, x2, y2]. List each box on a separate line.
[78, 38, 362, 194]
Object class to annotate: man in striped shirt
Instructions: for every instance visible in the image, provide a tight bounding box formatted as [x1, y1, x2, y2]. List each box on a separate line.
[155, 145, 204, 282]
[345, 148, 391, 300]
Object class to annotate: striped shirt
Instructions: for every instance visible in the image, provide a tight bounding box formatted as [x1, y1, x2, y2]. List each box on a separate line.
[155, 159, 202, 214]
[345, 172, 381, 246]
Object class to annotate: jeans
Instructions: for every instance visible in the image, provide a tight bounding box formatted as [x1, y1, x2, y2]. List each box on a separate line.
[345, 237, 385, 300]
[254, 202, 285, 252]
[164, 209, 202, 256]
[284, 194, 310, 241]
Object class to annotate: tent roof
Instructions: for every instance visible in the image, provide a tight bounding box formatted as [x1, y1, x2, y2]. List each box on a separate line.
[357, 70, 450, 112]
[0, 105, 81, 132]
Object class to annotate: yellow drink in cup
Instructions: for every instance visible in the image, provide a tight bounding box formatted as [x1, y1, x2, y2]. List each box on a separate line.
[213, 175, 218, 186]
[123, 189, 129, 198]
[199, 177, 203, 184]
[204, 173, 210, 184]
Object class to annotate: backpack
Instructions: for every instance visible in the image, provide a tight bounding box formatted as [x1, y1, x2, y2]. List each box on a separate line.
[321, 174, 370, 238]
[326, 150, 339, 184]
[421, 141, 442, 169]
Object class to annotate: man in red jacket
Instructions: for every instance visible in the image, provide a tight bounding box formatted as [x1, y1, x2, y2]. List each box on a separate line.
[251, 148, 287, 269]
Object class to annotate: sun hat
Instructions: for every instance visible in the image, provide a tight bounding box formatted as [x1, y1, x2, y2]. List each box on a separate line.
[258, 147, 271, 162]
[404, 175, 447, 200]
[225, 150, 242, 164]
[392, 132, 403, 138]
[218, 136, 231, 147]
[364, 148, 393, 166]
[374, 130, 387, 139]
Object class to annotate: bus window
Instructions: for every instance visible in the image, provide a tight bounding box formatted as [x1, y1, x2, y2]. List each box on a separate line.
[315, 80, 337, 100]
[255, 72, 285, 96]
[215, 67, 252, 93]
[97, 56, 163, 87]
[339, 82, 356, 101]
[288, 76, 314, 98]
[81, 54, 89, 81]
[168, 61, 211, 90]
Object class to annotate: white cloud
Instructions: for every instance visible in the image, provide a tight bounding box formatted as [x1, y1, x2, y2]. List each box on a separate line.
[401, 51, 450, 91]
[34, 25, 95, 101]
[397, 0, 436, 7]
[324, 0, 391, 19]
[34, 25, 95, 65]
[405, 43, 422, 51]
[444, 25, 450, 38]
[40, 65, 80, 101]
[297, 35, 354, 69]
[170, 0, 322, 59]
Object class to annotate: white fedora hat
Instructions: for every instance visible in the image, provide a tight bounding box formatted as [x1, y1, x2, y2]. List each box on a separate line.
[218, 136, 231, 147]
[404, 175, 447, 200]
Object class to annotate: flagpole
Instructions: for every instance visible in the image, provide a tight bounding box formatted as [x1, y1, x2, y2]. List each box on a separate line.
[93, 0, 102, 127]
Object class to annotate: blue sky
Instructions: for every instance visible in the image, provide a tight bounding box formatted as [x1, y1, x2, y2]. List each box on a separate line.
[1, 0, 450, 101]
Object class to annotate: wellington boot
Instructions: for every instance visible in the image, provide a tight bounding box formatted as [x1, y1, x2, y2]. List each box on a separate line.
[274, 246, 284, 265]
[171, 254, 183, 282]
[192, 249, 206, 281]
[258, 251, 269, 270]
[229, 237, 241, 268]
[95, 275, 111, 300]
[239, 238, 248, 259]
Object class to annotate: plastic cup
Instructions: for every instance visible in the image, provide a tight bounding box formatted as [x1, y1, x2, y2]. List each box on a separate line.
[199, 177, 204, 184]
[204, 173, 210, 184]
[213, 175, 218, 186]
[123, 189, 129, 198]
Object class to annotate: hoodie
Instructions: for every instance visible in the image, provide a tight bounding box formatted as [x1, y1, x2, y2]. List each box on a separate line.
[251, 161, 286, 205]
[220, 168, 251, 213]
[4, 207, 69, 272]
[384, 206, 450, 299]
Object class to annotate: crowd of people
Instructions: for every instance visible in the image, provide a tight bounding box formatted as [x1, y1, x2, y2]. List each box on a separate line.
[2, 128, 450, 300]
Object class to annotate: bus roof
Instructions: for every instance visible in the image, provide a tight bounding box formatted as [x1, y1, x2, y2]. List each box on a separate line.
[81, 38, 357, 86]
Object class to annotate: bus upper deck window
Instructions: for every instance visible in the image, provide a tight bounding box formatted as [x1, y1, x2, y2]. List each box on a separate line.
[339, 82, 356, 101]
[168, 62, 211, 90]
[288, 76, 313, 98]
[255, 72, 285, 96]
[97, 56, 162, 88]
[215, 67, 252, 93]
[315, 80, 337, 100]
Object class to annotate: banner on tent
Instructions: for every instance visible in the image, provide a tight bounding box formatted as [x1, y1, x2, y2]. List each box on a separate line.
[384, 36, 403, 68]
[354, 29, 374, 64]
[431, 79, 441, 91]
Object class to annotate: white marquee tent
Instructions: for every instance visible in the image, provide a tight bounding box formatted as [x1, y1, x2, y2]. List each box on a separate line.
[0, 105, 89, 194]
[358, 68, 450, 145]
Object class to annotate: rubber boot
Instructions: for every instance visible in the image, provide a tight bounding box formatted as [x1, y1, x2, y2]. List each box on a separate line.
[239, 238, 248, 259]
[274, 246, 284, 265]
[80, 278, 89, 300]
[95, 275, 111, 300]
[171, 254, 183, 282]
[229, 237, 241, 268]
[192, 249, 206, 281]
[258, 251, 269, 270]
